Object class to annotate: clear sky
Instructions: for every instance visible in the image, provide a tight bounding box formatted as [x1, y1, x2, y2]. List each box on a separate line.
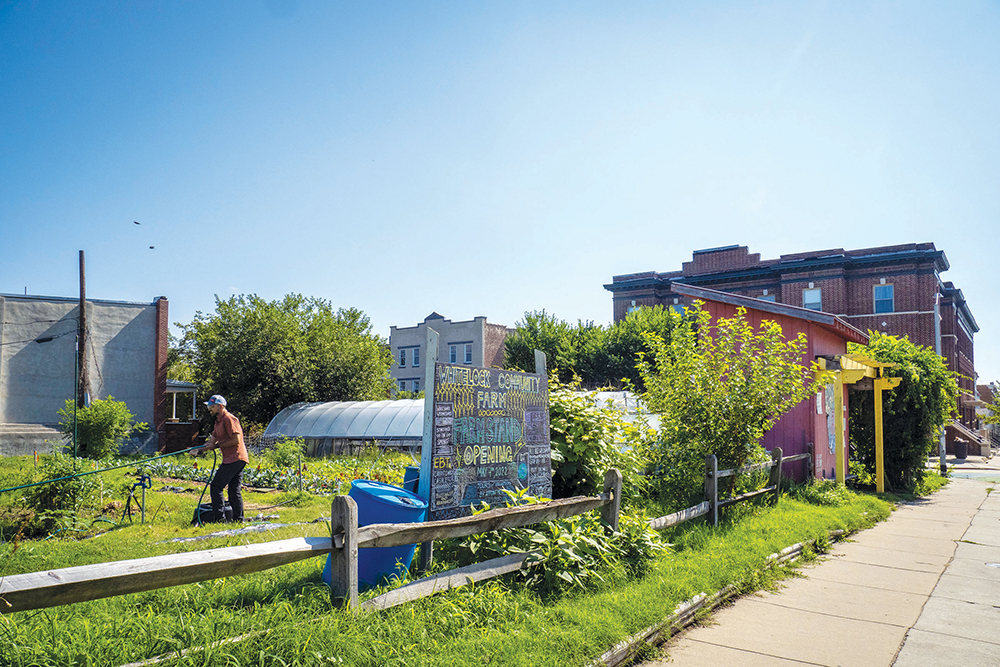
[2, 2, 998, 381]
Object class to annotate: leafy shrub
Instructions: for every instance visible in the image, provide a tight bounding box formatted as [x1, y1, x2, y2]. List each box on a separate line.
[848, 332, 958, 493]
[548, 378, 652, 501]
[639, 303, 819, 511]
[21, 454, 99, 533]
[57, 396, 148, 459]
[444, 489, 668, 599]
[264, 438, 305, 469]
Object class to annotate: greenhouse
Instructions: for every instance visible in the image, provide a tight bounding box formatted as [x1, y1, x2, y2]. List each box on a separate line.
[263, 399, 424, 456]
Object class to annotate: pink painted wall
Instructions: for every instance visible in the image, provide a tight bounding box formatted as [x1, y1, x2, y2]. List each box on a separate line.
[697, 300, 853, 482]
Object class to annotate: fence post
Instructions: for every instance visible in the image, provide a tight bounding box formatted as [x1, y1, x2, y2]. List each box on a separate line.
[806, 442, 814, 480]
[769, 447, 783, 506]
[417, 541, 433, 574]
[705, 455, 718, 526]
[601, 468, 622, 532]
[330, 495, 358, 611]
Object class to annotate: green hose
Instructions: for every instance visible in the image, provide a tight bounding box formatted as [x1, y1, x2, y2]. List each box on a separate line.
[0, 445, 203, 496]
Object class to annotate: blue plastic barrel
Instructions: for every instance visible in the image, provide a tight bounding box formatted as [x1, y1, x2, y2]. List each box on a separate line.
[403, 466, 420, 494]
[323, 480, 428, 590]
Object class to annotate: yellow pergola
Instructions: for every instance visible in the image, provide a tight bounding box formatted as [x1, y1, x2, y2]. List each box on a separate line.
[816, 354, 901, 493]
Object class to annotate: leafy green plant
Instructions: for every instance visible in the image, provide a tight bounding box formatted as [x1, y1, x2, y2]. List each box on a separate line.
[445, 489, 668, 600]
[264, 438, 306, 469]
[638, 302, 819, 510]
[848, 331, 959, 493]
[788, 479, 857, 506]
[57, 396, 148, 459]
[548, 377, 653, 501]
[20, 454, 99, 533]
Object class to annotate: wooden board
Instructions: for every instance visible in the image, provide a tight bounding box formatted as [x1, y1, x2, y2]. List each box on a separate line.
[0, 536, 331, 614]
[361, 553, 534, 611]
[357, 494, 609, 548]
[648, 501, 710, 530]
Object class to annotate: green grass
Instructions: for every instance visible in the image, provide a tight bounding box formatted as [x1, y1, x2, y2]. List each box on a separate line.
[1, 487, 892, 667]
[0, 449, 414, 549]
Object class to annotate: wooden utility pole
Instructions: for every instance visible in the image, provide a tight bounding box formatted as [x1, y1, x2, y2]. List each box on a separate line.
[78, 250, 90, 407]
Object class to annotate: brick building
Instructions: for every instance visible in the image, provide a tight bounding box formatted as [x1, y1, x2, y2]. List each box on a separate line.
[605, 243, 979, 426]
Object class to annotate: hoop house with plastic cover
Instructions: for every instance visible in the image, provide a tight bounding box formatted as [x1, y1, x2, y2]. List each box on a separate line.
[264, 399, 424, 457]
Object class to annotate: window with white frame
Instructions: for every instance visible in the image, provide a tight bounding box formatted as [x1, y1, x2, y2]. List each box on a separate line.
[803, 288, 822, 311]
[464, 343, 473, 364]
[874, 284, 894, 313]
[398, 349, 406, 367]
[449, 344, 457, 364]
[398, 380, 406, 392]
[412, 347, 419, 367]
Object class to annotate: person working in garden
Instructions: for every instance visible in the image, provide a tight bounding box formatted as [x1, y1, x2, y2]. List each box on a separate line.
[191, 395, 248, 522]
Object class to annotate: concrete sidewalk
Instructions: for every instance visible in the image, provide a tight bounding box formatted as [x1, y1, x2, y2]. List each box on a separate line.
[644, 473, 1000, 667]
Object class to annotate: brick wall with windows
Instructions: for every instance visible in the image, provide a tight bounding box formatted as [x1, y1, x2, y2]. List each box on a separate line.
[606, 243, 979, 426]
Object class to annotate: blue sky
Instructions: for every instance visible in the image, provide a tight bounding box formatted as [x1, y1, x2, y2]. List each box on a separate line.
[2, 1, 998, 381]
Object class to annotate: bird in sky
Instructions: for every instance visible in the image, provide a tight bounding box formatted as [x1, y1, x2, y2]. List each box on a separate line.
[149, 246, 155, 250]
[133, 221, 140, 225]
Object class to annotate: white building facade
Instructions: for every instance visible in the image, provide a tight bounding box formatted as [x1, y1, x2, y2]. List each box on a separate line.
[388, 313, 510, 393]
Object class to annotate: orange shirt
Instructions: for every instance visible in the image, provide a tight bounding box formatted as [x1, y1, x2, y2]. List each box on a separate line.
[212, 408, 248, 464]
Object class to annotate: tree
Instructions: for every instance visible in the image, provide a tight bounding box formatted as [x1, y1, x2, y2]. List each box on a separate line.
[504, 307, 676, 390]
[504, 310, 587, 384]
[175, 294, 394, 426]
[57, 396, 148, 459]
[166, 331, 195, 382]
[638, 302, 818, 508]
[848, 332, 958, 493]
[983, 382, 1000, 427]
[597, 306, 676, 391]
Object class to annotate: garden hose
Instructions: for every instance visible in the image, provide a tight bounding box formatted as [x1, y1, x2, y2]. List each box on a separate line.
[194, 449, 218, 527]
[0, 445, 203, 496]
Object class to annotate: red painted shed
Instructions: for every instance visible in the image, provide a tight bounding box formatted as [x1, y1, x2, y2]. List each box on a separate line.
[670, 283, 869, 482]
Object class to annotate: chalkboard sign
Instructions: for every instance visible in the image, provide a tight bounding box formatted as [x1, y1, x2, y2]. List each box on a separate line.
[427, 363, 551, 520]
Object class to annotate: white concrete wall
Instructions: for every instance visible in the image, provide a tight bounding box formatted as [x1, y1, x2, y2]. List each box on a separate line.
[0, 294, 157, 427]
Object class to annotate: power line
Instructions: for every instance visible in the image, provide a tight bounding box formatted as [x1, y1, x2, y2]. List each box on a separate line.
[0, 329, 76, 347]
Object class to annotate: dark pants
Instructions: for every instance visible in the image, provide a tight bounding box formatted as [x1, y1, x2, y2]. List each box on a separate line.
[210, 460, 246, 522]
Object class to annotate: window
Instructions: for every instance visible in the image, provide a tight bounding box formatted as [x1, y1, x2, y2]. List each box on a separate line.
[874, 284, 894, 313]
[412, 379, 420, 392]
[464, 343, 473, 364]
[759, 294, 776, 302]
[449, 345, 457, 364]
[399, 349, 406, 367]
[398, 380, 406, 392]
[412, 347, 419, 367]
[803, 288, 822, 311]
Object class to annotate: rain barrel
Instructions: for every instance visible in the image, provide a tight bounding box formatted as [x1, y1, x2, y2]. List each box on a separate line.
[403, 466, 420, 494]
[323, 480, 428, 590]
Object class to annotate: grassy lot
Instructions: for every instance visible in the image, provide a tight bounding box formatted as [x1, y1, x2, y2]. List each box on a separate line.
[0, 449, 413, 569]
[0, 462, 905, 667]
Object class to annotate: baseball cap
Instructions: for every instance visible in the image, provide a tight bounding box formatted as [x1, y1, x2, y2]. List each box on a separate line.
[205, 395, 227, 407]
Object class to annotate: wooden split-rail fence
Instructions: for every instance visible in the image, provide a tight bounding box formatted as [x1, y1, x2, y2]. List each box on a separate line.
[0, 445, 812, 615]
